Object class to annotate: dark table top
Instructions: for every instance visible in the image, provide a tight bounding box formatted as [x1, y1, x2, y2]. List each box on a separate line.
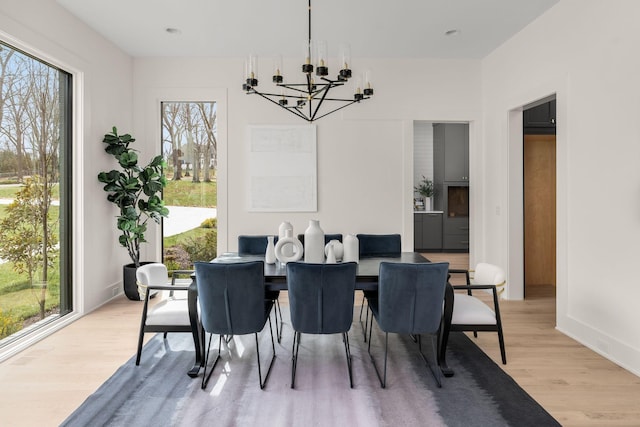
[212, 252, 429, 291]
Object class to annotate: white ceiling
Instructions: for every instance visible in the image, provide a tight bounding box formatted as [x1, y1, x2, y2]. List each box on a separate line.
[57, 0, 559, 59]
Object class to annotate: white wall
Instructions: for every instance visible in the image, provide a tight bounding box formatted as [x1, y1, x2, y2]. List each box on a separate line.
[132, 58, 482, 254]
[482, 0, 640, 375]
[413, 121, 434, 187]
[0, 0, 134, 320]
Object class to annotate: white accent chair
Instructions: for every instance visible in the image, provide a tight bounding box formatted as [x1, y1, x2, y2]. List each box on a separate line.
[135, 263, 194, 365]
[449, 262, 507, 364]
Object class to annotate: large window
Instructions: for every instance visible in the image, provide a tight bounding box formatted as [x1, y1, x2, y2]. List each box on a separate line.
[161, 101, 217, 268]
[0, 41, 72, 346]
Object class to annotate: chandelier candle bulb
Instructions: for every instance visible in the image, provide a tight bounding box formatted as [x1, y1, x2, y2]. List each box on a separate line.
[279, 89, 288, 106]
[315, 40, 328, 76]
[273, 55, 283, 83]
[364, 70, 374, 96]
[354, 75, 364, 101]
[339, 43, 352, 79]
[246, 54, 258, 87]
[302, 40, 313, 73]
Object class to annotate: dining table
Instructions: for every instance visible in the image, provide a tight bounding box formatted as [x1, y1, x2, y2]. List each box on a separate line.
[186, 252, 455, 378]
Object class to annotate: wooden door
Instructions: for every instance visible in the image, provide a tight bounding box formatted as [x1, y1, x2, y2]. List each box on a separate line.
[524, 134, 556, 287]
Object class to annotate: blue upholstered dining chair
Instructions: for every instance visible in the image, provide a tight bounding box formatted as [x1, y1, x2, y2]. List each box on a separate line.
[194, 261, 276, 390]
[357, 233, 402, 258]
[286, 262, 357, 388]
[296, 233, 343, 247]
[367, 261, 449, 388]
[356, 233, 402, 340]
[238, 235, 283, 342]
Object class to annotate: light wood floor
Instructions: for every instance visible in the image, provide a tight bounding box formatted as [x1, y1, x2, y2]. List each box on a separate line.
[1, 253, 639, 426]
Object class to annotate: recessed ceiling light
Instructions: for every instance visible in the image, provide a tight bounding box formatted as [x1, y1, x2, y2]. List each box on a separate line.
[445, 29, 461, 36]
[165, 28, 181, 35]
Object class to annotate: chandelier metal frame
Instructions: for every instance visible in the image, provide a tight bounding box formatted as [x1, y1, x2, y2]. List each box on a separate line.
[242, 0, 373, 122]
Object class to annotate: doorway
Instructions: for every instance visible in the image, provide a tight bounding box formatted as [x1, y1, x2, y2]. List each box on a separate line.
[523, 99, 556, 296]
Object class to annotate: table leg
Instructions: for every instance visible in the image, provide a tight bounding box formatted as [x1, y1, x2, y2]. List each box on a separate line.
[187, 279, 203, 378]
[438, 282, 455, 377]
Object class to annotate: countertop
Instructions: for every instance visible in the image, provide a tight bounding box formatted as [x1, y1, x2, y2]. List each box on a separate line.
[414, 210, 444, 214]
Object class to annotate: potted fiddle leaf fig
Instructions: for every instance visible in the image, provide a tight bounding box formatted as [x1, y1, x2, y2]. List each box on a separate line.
[98, 127, 169, 300]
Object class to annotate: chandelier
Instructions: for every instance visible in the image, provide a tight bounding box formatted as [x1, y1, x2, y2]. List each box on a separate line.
[242, 0, 374, 122]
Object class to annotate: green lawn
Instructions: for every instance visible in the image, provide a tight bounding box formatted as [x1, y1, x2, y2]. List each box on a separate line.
[164, 226, 211, 247]
[0, 259, 60, 323]
[163, 179, 216, 207]
[0, 187, 17, 198]
[0, 183, 59, 199]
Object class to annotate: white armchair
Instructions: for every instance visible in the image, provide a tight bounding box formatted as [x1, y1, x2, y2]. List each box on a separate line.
[135, 263, 194, 365]
[449, 262, 507, 364]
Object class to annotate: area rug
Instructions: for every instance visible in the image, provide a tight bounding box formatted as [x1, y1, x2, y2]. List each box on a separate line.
[61, 312, 559, 427]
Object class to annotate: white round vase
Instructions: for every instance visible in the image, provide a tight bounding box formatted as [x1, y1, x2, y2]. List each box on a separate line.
[324, 240, 344, 262]
[278, 221, 294, 257]
[274, 229, 303, 264]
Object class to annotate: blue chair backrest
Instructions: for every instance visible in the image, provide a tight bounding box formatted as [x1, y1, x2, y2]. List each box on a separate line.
[194, 261, 266, 335]
[238, 235, 277, 255]
[286, 262, 357, 334]
[297, 233, 343, 247]
[357, 234, 401, 257]
[377, 262, 449, 335]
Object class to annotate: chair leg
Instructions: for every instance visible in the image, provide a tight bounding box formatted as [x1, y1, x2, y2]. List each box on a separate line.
[256, 316, 277, 389]
[367, 319, 388, 388]
[135, 328, 145, 366]
[364, 305, 371, 342]
[273, 298, 283, 343]
[359, 293, 368, 342]
[497, 327, 507, 364]
[201, 334, 222, 389]
[418, 334, 442, 388]
[291, 331, 302, 388]
[342, 332, 354, 388]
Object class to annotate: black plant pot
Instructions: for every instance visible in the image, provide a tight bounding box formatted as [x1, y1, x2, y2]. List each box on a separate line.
[123, 262, 155, 301]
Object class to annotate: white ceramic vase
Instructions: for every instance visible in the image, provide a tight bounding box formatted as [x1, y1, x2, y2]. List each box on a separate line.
[343, 233, 359, 263]
[274, 229, 303, 264]
[326, 244, 337, 263]
[304, 219, 325, 263]
[278, 221, 294, 257]
[265, 235, 276, 264]
[324, 240, 344, 262]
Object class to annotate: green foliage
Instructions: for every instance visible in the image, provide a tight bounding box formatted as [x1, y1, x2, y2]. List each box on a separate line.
[414, 175, 434, 198]
[200, 217, 217, 229]
[164, 245, 192, 270]
[0, 176, 58, 282]
[98, 127, 169, 267]
[0, 308, 22, 340]
[182, 229, 217, 264]
[163, 222, 218, 269]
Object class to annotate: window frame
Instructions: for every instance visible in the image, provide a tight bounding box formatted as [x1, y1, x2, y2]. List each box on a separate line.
[0, 30, 82, 362]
